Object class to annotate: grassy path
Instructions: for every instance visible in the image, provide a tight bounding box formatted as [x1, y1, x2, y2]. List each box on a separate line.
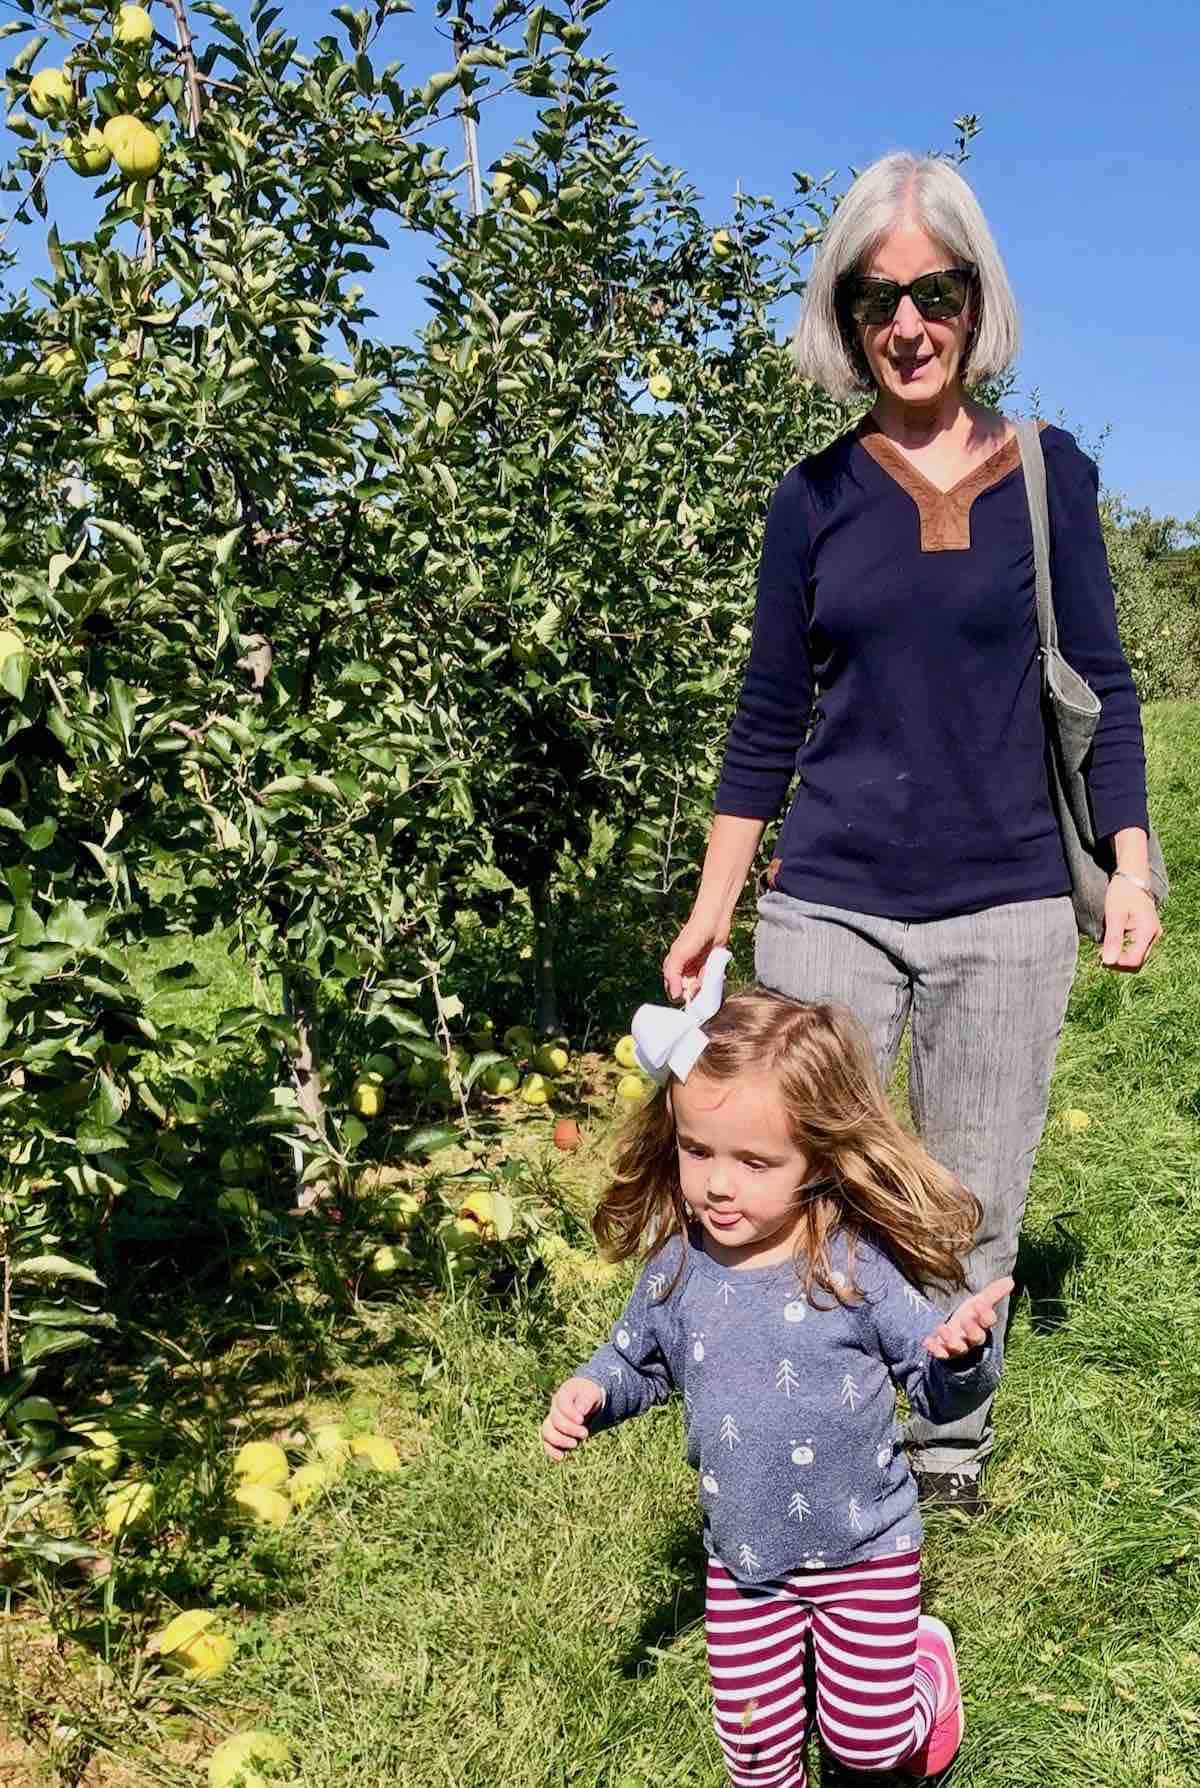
[9, 707, 1199, 1788]
[207, 703, 1200, 1788]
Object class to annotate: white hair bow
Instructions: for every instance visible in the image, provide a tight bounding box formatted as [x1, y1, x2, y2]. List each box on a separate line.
[632, 947, 732, 1086]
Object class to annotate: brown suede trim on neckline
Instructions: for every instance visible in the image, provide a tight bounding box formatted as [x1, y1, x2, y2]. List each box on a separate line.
[857, 420, 1045, 552]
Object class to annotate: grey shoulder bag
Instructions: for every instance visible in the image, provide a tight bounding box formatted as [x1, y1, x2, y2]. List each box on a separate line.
[1014, 417, 1168, 942]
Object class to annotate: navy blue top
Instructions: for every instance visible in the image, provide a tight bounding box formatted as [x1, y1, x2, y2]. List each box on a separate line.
[715, 422, 1149, 920]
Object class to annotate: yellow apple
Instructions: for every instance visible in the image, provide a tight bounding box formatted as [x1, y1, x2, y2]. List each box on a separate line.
[310, 1422, 350, 1462]
[72, 1423, 121, 1477]
[514, 186, 540, 217]
[102, 114, 162, 177]
[154, 1613, 235, 1680]
[114, 5, 154, 46]
[378, 1190, 422, 1234]
[351, 1070, 385, 1118]
[102, 1480, 153, 1537]
[39, 347, 79, 380]
[288, 1461, 336, 1510]
[491, 170, 514, 201]
[350, 1432, 399, 1472]
[443, 1215, 485, 1254]
[63, 128, 112, 176]
[533, 1043, 569, 1077]
[208, 1730, 292, 1788]
[648, 373, 673, 401]
[613, 1035, 639, 1070]
[233, 1440, 289, 1489]
[1062, 1107, 1091, 1133]
[519, 1072, 550, 1106]
[232, 1484, 291, 1527]
[616, 1073, 651, 1104]
[458, 1189, 497, 1239]
[711, 229, 734, 260]
[28, 69, 74, 118]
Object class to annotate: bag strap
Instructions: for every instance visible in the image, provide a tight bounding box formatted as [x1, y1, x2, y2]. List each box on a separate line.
[1015, 417, 1057, 657]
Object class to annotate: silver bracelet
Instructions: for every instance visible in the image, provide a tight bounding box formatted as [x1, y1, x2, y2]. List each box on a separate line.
[1111, 867, 1156, 901]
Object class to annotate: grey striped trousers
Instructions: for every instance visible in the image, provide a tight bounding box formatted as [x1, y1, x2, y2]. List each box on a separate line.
[756, 889, 1078, 1476]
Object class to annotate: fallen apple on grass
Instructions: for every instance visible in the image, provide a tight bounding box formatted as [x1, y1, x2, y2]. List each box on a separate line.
[232, 1440, 289, 1489]
[102, 1480, 154, 1537]
[350, 1432, 400, 1472]
[151, 1610, 236, 1681]
[616, 1073, 652, 1104]
[232, 1483, 291, 1527]
[208, 1730, 292, 1788]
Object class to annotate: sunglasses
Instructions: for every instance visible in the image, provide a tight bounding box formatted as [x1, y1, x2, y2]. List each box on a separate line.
[841, 265, 977, 327]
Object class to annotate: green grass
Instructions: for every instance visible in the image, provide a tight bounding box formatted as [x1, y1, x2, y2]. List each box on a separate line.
[9, 703, 1200, 1788]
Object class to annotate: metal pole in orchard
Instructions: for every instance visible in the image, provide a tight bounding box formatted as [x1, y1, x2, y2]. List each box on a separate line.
[452, 16, 485, 220]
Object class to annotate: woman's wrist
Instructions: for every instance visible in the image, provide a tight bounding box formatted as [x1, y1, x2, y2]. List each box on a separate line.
[1111, 826, 1151, 881]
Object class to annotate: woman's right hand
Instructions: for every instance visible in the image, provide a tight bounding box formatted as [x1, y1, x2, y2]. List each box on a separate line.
[662, 911, 729, 1002]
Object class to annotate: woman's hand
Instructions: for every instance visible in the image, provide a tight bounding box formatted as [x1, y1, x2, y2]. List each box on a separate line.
[541, 1376, 605, 1460]
[663, 912, 729, 1002]
[922, 1276, 1014, 1361]
[1101, 877, 1161, 973]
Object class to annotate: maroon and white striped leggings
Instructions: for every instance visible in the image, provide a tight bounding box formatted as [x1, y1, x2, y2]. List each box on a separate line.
[706, 1549, 936, 1785]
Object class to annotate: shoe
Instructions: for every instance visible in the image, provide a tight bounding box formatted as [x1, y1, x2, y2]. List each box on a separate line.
[913, 1469, 983, 1516]
[902, 1615, 963, 1778]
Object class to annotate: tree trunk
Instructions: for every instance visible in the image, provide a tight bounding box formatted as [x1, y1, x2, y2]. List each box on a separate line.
[282, 974, 335, 1212]
[530, 877, 560, 1038]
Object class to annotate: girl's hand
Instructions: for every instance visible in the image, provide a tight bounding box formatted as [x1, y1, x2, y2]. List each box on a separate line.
[663, 913, 728, 1002]
[923, 1276, 1014, 1361]
[1101, 878, 1161, 973]
[541, 1376, 605, 1460]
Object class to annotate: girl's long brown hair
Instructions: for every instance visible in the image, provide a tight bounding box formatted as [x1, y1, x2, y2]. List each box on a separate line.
[594, 988, 980, 1302]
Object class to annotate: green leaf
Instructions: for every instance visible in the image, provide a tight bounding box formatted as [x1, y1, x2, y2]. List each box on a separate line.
[214, 524, 243, 566]
[155, 961, 208, 989]
[463, 1050, 504, 1093]
[45, 898, 105, 950]
[92, 517, 147, 563]
[0, 646, 29, 701]
[21, 1327, 96, 1366]
[402, 1125, 461, 1158]
[0, 1369, 39, 1422]
[13, 1256, 104, 1287]
[138, 1163, 182, 1199]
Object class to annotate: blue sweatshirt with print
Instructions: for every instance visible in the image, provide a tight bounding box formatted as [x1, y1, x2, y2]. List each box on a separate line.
[577, 1227, 1000, 1585]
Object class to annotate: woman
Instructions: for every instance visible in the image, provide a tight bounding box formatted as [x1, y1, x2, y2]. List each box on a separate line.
[663, 151, 1161, 1511]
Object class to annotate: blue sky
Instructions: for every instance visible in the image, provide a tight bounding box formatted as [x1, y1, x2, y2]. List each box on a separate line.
[5, 0, 1197, 519]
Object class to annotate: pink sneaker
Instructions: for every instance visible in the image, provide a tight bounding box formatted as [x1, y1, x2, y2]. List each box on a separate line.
[902, 1615, 963, 1778]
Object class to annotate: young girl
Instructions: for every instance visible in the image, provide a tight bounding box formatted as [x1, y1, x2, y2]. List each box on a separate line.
[541, 951, 1011, 1784]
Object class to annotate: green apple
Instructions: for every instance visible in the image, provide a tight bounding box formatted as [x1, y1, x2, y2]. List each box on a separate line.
[114, 4, 154, 46]
[481, 1060, 520, 1096]
[64, 128, 112, 176]
[503, 1024, 535, 1059]
[711, 229, 734, 261]
[533, 1043, 569, 1076]
[648, 373, 673, 401]
[28, 69, 74, 119]
[520, 1072, 550, 1106]
[616, 1073, 651, 1104]
[613, 1035, 639, 1070]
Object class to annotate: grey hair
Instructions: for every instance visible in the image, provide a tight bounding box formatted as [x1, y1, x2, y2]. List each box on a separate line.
[791, 152, 1020, 402]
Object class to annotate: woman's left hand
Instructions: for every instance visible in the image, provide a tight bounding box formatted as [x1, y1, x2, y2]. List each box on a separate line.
[923, 1276, 1014, 1360]
[1101, 878, 1161, 973]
